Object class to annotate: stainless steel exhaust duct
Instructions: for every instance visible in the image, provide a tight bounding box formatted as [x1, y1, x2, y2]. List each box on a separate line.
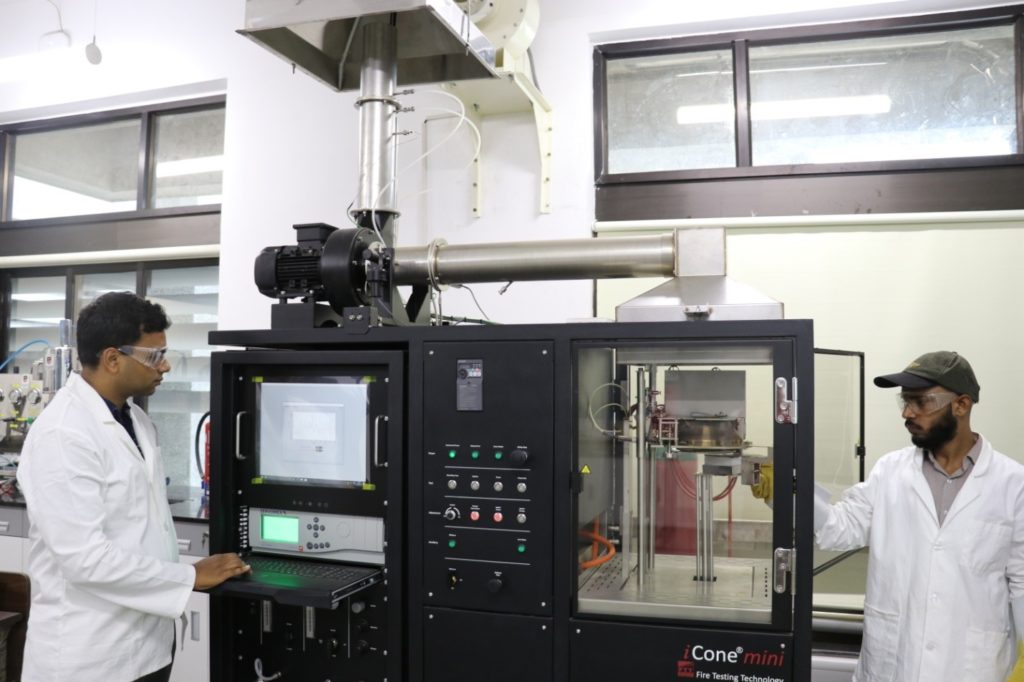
[239, 0, 498, 92]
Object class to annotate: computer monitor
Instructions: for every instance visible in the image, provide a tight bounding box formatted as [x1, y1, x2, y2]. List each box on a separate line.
[256, 380, 369, 486]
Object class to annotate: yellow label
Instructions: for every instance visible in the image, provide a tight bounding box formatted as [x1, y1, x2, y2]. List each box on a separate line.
[252, 377, 263, 383]
[580, 465, 592, 475]
[362, 483, 376, 491]
[251, 477, 263, 484]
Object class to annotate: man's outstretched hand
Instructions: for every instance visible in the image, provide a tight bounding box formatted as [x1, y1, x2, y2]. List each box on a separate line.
[193, 553, 251, 590]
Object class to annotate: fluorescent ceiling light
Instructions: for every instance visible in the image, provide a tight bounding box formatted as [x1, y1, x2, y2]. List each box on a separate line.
[155, 155, 224, 178]
[676, 94, 892, 124]
[11, 293, 65, 302]
[11, 318, 64, 328]
[675, 104, 734, 125]
[673, 62, 886, 79]
[756, 94, 891, 120]
[751, 61, 887, 75]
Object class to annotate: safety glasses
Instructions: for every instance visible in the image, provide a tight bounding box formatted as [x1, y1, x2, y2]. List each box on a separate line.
[117, 345, 171, 370]
[896, 391, 957, 416]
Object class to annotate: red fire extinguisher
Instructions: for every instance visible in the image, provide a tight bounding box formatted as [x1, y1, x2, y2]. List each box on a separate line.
[203, 420, 211, 493]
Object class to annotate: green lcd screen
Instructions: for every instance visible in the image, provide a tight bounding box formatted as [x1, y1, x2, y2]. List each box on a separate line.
[261, 514, 300, 544]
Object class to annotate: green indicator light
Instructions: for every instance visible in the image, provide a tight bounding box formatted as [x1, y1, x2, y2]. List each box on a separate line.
[448, 450, 457, 459]
[471, 450, 480, 459]
[517, 544, 526, 553]
[495, 451, 503, 460]
[448, 539, 457, 548]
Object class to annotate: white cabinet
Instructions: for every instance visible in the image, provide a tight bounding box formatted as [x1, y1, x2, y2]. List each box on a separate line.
[170, 554, 210, 682]
[170, 590, 210, 682]
[0, 535, 23, 572]
[0, 506, 27, 573]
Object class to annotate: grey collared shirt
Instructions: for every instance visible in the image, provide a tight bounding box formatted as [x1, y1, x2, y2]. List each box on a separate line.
[922, 436, 980, 526]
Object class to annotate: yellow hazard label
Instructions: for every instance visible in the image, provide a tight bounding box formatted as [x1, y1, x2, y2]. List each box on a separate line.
[580, 465, 592, 475]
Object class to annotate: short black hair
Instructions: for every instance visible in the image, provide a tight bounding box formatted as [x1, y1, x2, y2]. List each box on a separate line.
[76, 292, 171, 368]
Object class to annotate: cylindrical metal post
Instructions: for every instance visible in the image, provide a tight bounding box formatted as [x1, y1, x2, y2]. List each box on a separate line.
[636, 367, 647, 589]
[647, 366, 657, 573]
[393, 233, 676, 285]
[351, 19, 399, 241]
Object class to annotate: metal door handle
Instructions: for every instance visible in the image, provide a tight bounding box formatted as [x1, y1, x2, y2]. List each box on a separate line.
[235, 411, 247, 460]
[773, 547, 794, 594]
[190, 610, 201, 641]
[373, 415, 389, 468]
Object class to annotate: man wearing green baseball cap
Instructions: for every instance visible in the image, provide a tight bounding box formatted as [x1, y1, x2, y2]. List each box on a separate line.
[814, 351, 1024, 682]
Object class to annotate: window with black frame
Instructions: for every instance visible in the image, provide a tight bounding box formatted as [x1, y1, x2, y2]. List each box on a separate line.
[0, 261, 219, 503]
[0, 97, 225, 257]
[594, 8, 1024, 219]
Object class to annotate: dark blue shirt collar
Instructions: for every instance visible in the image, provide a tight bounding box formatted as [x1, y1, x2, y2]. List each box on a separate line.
[101, 397, 142, 456]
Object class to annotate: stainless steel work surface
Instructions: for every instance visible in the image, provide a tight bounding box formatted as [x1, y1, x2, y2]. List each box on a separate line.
[578, 552, 772, 623]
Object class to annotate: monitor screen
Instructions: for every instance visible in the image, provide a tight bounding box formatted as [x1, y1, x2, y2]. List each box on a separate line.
[257, 380, 369, 486]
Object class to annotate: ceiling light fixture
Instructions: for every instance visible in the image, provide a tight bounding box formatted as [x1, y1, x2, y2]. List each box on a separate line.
[85, 0, 102, 65]
[676, 94, 892, 125]
[39, 0, 71, 51]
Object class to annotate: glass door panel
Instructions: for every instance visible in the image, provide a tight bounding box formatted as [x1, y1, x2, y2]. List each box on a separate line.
[73, 270, 138, 320]
[812, 349, 866, 615]
[8, 275, 66, 372]
[145, 266, 218, 495]
[575, 342, 789, 626]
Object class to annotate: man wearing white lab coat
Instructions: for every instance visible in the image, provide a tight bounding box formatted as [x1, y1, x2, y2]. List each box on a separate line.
[17, 292, 250, 682]
[815, 351, 1024, 682]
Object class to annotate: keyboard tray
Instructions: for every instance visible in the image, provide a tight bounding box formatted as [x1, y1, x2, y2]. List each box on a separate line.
[210, 556, 383, 609]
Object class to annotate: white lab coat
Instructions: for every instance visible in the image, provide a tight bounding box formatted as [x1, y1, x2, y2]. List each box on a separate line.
[816, 436, 1024, 682]
[17, 372, 196, 682]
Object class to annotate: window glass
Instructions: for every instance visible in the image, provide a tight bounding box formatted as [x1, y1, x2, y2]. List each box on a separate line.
[73, 271, 138, 322]
[11, 119, 141, 220]
[7, 275, 66, 372]
[749, 24, 1016, 165]
[145, 265, 218, 492]
[150, 108, 225, 208]
[606, 49, 736, 173]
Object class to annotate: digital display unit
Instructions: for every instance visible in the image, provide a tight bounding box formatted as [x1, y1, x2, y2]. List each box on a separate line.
[261, 513, 300, 544]
[257, 380, 370, 486]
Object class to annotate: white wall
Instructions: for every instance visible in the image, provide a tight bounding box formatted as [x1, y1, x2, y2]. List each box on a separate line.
[0, 0, 237, 120]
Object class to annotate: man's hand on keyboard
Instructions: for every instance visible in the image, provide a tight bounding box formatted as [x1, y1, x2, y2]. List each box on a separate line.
[194, 552, 252, 590]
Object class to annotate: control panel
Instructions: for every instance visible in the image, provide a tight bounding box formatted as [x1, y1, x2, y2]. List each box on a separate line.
[422, 341, 554, 616]
[248, 508, 384, 563]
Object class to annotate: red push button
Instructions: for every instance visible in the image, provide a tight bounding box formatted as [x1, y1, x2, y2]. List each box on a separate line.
[493, 512, 504, 523]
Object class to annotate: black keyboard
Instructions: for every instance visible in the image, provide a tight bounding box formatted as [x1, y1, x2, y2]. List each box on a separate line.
[247, 556, 370, 582]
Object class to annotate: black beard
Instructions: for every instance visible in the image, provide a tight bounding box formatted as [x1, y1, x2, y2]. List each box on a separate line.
[909, 405, 957, 451]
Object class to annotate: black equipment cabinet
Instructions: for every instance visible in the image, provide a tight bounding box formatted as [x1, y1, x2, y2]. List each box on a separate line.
[209, 350, 405, 682]
[208, 320, 815, 682]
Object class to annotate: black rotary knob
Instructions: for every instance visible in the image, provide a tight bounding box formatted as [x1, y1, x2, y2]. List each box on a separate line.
[508, 449, 529, 466]
[486, 577, 504, 593]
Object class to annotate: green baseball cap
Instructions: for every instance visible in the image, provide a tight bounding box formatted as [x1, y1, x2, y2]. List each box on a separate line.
[873, 351, 980, 402]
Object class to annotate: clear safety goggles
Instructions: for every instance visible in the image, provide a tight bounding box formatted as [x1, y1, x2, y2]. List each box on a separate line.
[117, 345, 171, 369]
[896, 391, 957, 416]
